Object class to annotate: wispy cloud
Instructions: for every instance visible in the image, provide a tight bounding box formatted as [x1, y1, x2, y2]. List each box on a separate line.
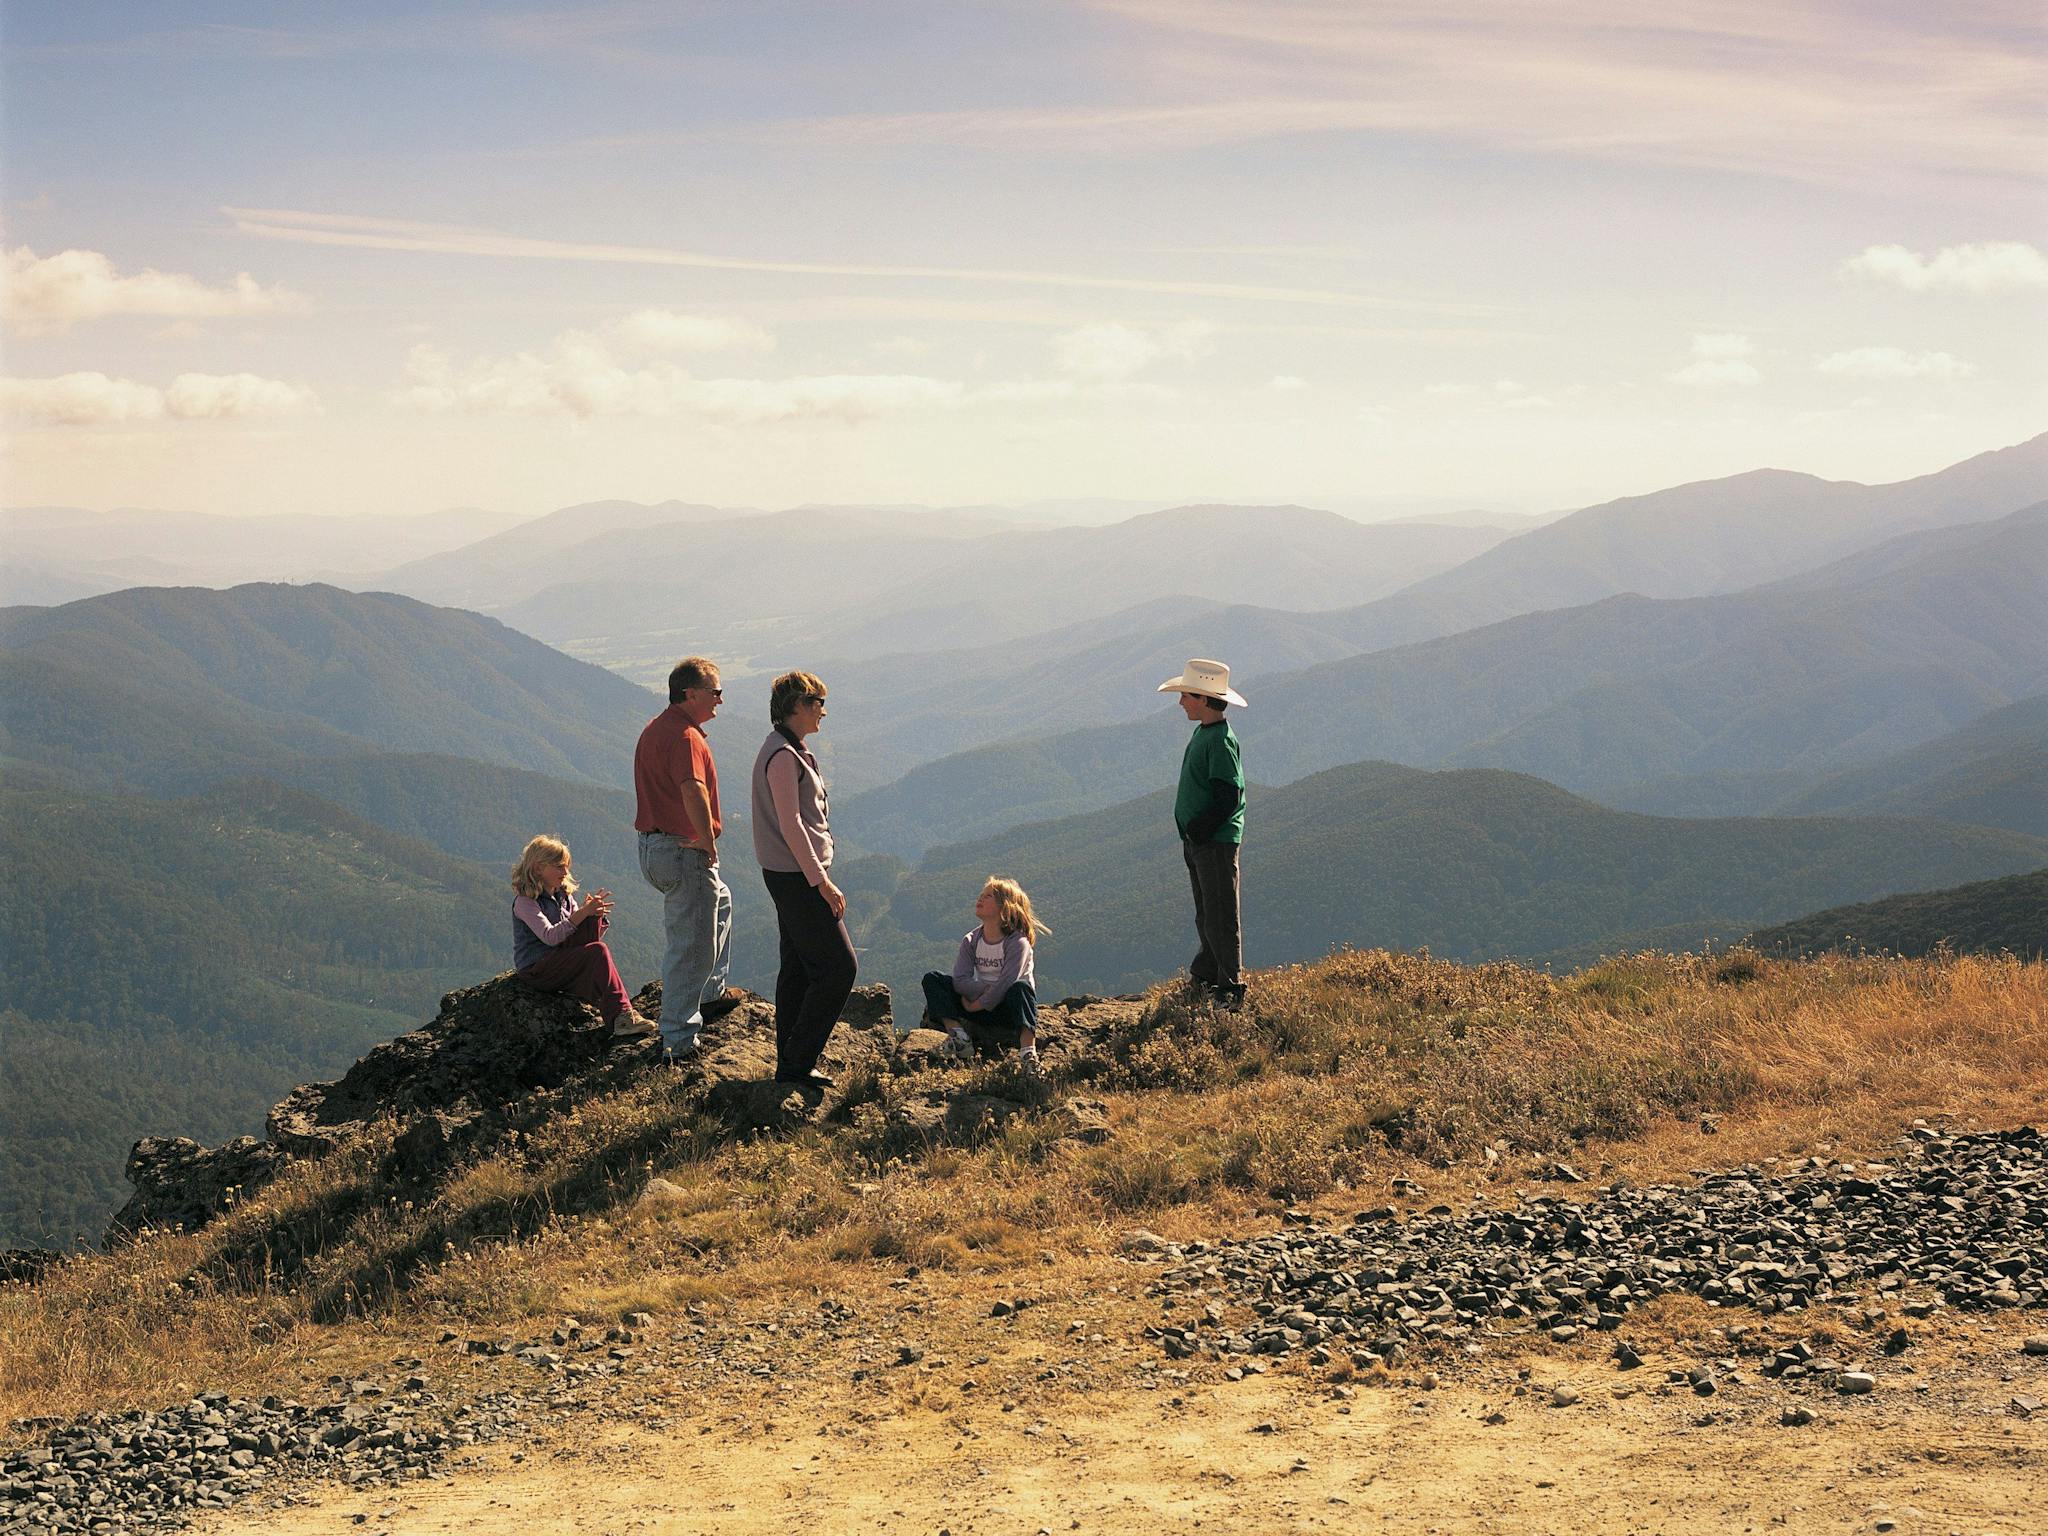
[1, 371, 316, 425]
[1071, 0, 2045, 190]
[605, 308, 775, 354]
[1840, 242, 2048, 293]
[1050, 320, 1214, 379]
[1815, 347, 1976, 380]
[222, 207, 1494, 316]
[2, 246, 304, 335]
[395, 336, 958, 425]
[1670, 332, 1760, 387]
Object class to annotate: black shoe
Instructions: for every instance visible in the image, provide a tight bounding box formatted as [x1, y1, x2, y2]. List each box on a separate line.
[774, 1070, 834, 1090]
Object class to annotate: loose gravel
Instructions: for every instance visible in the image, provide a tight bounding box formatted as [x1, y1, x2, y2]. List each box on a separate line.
[1142, 1126, 2047, 1373]
[0, 1319, 660, 1534]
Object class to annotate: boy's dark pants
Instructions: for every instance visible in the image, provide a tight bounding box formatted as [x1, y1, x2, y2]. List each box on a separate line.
[762, 869, 858, 1078]
[1183, 839, 1242, 989]
[517, 914, 631, 1022]
[921, 972, 1038, 1049]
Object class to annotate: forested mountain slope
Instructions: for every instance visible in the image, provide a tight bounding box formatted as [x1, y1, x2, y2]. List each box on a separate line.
[1746, 868, 2048, 959]
[846, 761, 2048, 1001]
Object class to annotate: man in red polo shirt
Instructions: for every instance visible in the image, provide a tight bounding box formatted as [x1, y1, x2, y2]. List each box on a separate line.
[634, 655, 733, 1059]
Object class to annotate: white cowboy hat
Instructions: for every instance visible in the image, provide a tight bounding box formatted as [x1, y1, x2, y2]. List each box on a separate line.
[1157, 657, 1247, 708]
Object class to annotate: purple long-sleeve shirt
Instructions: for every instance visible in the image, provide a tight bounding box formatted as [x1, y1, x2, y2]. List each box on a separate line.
[512, 889, 585, 970]
[951, 928, 1035, 1007]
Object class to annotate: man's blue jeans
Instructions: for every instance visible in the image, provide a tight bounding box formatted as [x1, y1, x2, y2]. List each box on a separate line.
[637, 833, 732, 1049]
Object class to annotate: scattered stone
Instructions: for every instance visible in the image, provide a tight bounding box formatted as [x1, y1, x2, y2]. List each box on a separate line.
[1781, 1405, 1816, 1426]
[1141, 1128, 2048, 1379]
[1837, 1372, 1877, 1395]
[2022, 1337, 2048, 1356]
[1550, 1385, 1581, 1407]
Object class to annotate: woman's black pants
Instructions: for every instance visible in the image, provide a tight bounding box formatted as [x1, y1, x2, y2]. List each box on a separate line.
[762, 870, 858, 1078]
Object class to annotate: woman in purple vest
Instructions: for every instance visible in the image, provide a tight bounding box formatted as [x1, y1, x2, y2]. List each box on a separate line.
[750, 671, 857, 1087]
[510, 835, 654, 1037]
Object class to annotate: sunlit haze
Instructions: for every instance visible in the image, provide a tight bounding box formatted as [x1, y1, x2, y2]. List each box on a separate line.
[4, 1, 2044, 519]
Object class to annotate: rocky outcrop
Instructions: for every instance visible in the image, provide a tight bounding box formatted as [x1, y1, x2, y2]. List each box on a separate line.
[107, 973, 1144, 1248]
[112, 1135, 293, 1240]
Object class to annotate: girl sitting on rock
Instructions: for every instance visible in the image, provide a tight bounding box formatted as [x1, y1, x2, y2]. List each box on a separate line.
[511, 835, 654, 1038]
[920, 876, 1048, 1074]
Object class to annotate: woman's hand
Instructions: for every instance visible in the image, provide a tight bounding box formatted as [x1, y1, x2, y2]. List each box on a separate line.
[962, 994, 985, 1012]
[818, 876, 847, 919]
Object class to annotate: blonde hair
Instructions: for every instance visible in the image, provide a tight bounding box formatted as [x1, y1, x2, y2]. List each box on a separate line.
[511, 835, 579, 900]
[983, 876, 1048, 941]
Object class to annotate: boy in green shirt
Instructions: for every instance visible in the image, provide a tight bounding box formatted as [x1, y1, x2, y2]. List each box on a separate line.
[1157, 658, 1247, 1009]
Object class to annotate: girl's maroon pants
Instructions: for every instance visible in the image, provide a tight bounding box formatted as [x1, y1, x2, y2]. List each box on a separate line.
[517, 914, 630, 1023]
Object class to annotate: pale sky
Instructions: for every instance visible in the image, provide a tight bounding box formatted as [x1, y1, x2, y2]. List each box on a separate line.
[3, 0, 2044, 519]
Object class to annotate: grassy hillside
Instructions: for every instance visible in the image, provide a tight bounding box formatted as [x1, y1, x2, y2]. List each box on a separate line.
[1745, 868, 2048, 959]
[6, 944, 2042, 1431]
[841, 507, 2048, 857]
[846, 762, 2048, 1001]
[0, 582, 658, 788]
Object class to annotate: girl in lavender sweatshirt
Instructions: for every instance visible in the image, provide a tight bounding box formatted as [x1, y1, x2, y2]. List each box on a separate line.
[920, 877, 1048, 1074]
[510, 835, 654, 1038]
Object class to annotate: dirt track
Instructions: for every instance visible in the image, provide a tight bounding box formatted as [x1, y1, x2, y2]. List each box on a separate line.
[206, 1326, 2044, 1536]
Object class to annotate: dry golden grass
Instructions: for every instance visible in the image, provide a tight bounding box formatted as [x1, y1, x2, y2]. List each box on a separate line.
[5, 947, 2043, 1427]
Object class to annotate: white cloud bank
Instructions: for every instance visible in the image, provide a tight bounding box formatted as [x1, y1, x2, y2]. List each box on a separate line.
[1841, 242, 2048, 293]
[1, 247, 304, 334]
[396, 334, 958, 424]
[1814, 347, 1975, 380]
[1670, 333, 1760, 387]
[1, 371, 318, 424]
[1051, 320, 1215, 380]
[605, 308, 775, 354]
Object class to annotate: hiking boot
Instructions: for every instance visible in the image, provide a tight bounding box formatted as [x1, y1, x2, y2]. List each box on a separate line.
[1018, 1048, 1042, 1079]
[659, 1032, 701, 1065]
[611, 1008, 658, 1040]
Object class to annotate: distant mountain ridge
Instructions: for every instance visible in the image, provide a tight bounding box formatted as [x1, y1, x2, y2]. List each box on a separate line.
[0, 503, 534, 605]
[766, 434, 2048, 789]
[841, 504, 2048, 856]
[364, 500, 1513, 681]
[0, 582, 658, 789]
